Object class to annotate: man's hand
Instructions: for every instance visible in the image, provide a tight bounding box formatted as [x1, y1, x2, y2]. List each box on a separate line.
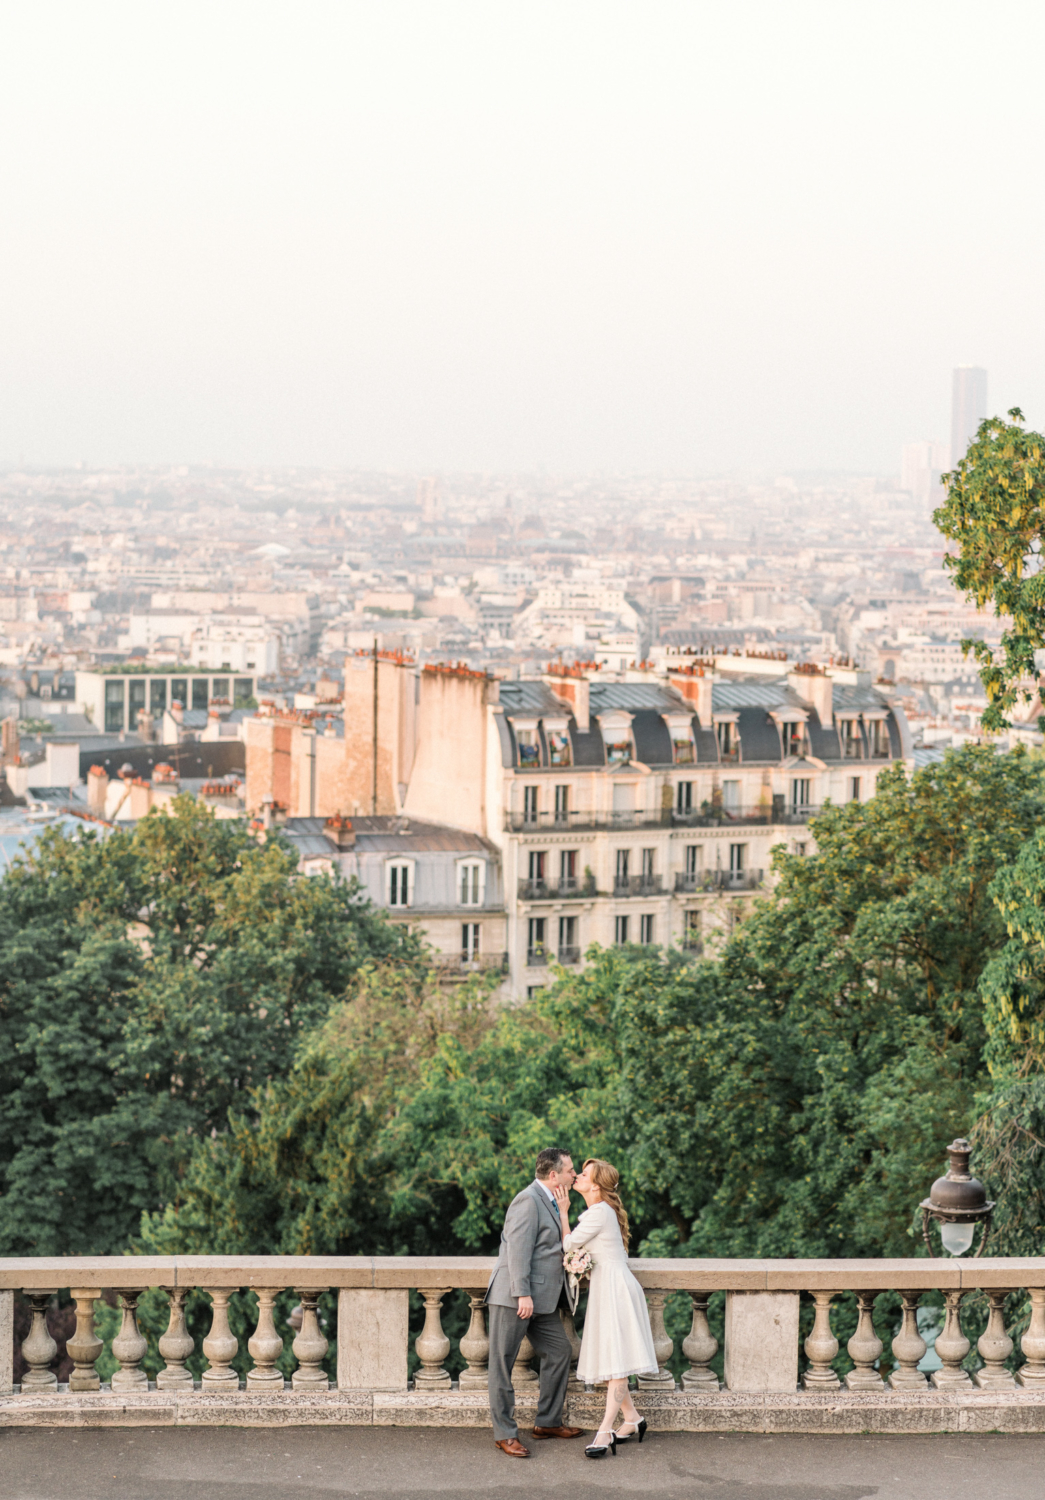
[516, 1296, 534, 1319]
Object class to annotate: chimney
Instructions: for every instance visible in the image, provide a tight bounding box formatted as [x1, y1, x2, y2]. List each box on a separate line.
[170, 699, 184, 725]
[543, 670, 590, 732]
[87, 765, 109, 817]
[788, 665, 833, 729]
[324, 814, 356, 850]
[1, 716, 19, 766]
[668, 668, 714, 729]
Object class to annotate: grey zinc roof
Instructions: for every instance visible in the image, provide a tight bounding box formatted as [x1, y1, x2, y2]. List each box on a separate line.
[282, 815, 496, 855]
[589, 683, 685, 712]
[498, 681, 565, 715]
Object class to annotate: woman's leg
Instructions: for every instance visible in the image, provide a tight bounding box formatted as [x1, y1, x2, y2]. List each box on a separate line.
[596, 1377, 628, 1440]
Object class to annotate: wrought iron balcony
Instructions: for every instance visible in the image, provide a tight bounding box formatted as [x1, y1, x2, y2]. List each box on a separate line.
[612, 875, 663, 897]
[557, 945, 582, 965]
[526, 947, 549, 966]
[517, 875, 597, 901]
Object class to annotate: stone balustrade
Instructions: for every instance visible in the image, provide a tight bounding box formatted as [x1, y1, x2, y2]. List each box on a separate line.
[3, 1255, 1045, 1431]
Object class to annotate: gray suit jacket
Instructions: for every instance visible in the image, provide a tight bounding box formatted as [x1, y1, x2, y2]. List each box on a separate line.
[485, 1180, 571, 1315]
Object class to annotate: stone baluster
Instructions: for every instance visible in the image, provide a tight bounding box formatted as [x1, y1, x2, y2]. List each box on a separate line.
[802, 1290, 840, 1390]
[931, 1290, 971, 1389]
[157, 1288, 195, 1390]
[974, 1288, 1016, 1390]
[67, 1290, 103, 1393]
[413, 1287, 452, 1390]
[247, 1289, 286, 1391]
[844, 1290, 884, 1390]
[681, 1293, 720, 1390]
[20, 1292, 58, 1391]
[559, 1306, 584, 1391]
[458, 1293, 490, 1390]
[291, 1289, 330, 1390]
[111, 1290, 149, 1391]
[512, 1329, 539, 1385]
[1017, 1287, 1045, 1387]
[201, 1289, 240, 1389]
[638, 1291, 676, 1389]
[888, 1290, 927, 1389]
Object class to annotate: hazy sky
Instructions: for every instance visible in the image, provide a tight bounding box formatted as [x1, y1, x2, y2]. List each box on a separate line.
[1, 2, 1043, 474]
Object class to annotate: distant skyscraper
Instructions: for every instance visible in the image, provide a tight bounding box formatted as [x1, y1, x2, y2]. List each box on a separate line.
[951, 366, 987, 466]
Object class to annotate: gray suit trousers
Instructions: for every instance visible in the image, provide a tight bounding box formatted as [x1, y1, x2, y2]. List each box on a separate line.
[487, 1304, 571, 1441]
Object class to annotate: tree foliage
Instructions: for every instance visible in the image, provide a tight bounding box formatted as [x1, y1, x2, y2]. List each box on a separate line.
[0, 797, 420, 1256]
[934, 407, 1045, 729]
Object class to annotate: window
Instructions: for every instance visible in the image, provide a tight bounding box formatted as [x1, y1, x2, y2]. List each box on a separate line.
[640, 914, 655, 944]
[729, 843, 746, 880]
[672, 735, 695, 766]
[388, 862, 412, 907]
[523, 786, 539, 825]
[684, 909, 702, 952]
[791, 778, 811, 813]
[515, 728, 540, 767]
[868, 719, 889, 757]
[171, 677, 188, 709]
[794, 841, 808, 856]
[612, 783, 636, 822]
[526, 985, 545, 999]
[149, 679, 167, 714]
[234, 677, 253, 707]
[716, 721, 738, 762]
[782, 721, 806, 757]
[558, 915, 578, 960]
[212, 678, 230, 702]
[615, 849, 630, 887]
[685, 844, 700, 877]
[676, 780, 693, 814]
[554, 785, 570, 823]
[191, 679, 209, 711]
[722, 779, 740, 812]
[129, 680, 147, 716]
[615, 914, 630, 944]
[560, 849, 577, 889]
[528, 850, 546, 883]
[461, 922, 480, 961]
[527, 916, 546, 962]
[840, 718, 862, 760]
[641, 848, 655, 879]
[849, 776, 861, 802]
[547, 729, 571, 766]
[104, 678, 125, 733]
[459, 860, 484, 905]
[606, 738, 632, 766]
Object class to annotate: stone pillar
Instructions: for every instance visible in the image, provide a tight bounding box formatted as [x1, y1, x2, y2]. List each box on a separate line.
[337, 1288, 409, 1391]
[681, 1293, 720, 1390]
[247, 1289, 286, 1391]
[291, 1290, 330, 1390]
[932, 1290, 971, 1389]
[723, 1292, 799, 1393]
[157, 1288, 195, 1390]
[1017, 1287, 1045, 1387]
[111, 1291, 149, 1392]
[637, 1291, 676, 1389]
[802, 1291, 840, 1390]
[974, 1289, 1016, 1390]
[559, 1307, 584, 1392]
[414, 1288, 452, 1391]
[0, 1291, 12, 1394]
[844, 1291, 884, 1390]
[67, 1290, 103, 1392]
[20, 1292, 58, 1391]
[888, 1291, 927, 1390]
[458, 1294, 490, 1391]
[201, 1289, 240, 1389]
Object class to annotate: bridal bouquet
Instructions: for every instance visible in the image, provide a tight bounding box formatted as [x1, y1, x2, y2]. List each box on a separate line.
[563, 1247, 592, 1294]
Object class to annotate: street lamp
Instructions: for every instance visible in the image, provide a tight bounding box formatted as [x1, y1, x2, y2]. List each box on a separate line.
[920, 1137, 994, 1257]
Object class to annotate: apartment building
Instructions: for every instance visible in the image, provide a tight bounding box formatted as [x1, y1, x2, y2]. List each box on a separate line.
[76, 667, 258, 734]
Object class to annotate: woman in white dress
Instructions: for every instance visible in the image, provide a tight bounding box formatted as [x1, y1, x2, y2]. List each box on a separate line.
[555, 1157, 657, 1458]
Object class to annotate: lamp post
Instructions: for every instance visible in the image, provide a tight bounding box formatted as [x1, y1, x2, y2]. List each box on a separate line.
[920, 1137, 995, 1257]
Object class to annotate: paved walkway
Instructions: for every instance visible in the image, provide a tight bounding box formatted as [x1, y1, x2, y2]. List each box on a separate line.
[4, 1427, 1045, 1500]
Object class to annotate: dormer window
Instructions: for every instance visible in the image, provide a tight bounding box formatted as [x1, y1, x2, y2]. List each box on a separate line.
[515, 727, 540, 767]
[663, 712, 695, 766]
[458, 859, 485, 906]
[546, 726, 571, 766]
[598, 710, 634, 767]
[867, 718, 889, 757]
[387, 860, 414, 907]
[716, 720, 739, 763]
[782, 721, 806, 758]
[839, 718, 862, 759]
[606, 738, 632, 766]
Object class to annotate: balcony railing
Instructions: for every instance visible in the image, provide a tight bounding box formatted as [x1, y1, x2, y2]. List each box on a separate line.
[675, 870, 765, 893]
[432, 952, 508, 974]
[507, 807, 820, 833]
[5, 1255, 1045, 1431]
[612, 875, 663, 897]
[517, 876, 597, 901]
[557, 945, 581, 965]
[525, 947, 548, 966]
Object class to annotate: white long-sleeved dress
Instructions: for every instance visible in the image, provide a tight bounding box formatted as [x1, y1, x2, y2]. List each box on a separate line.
[564, 1200, 658, 1383]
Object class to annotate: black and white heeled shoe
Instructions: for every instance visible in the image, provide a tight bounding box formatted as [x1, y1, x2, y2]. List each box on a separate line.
[613, 1418, 648, 1444]
[584, 1429, 618, 1458]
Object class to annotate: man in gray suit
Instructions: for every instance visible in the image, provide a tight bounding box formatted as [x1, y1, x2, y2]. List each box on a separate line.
[485, 1147, 584, 1458]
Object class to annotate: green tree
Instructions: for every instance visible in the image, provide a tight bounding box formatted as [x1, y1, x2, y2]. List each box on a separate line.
[934, 406, 1045, 730]
[0, 797, 420, 1256]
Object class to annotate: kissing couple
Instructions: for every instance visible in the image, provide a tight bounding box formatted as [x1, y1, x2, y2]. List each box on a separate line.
[484, 1147, 658, 1459]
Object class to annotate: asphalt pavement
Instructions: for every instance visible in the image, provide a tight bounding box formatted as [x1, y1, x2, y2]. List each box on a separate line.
[3, 1426, 1044, 1500]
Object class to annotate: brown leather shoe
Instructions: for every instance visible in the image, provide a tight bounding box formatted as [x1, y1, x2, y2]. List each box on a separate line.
[531, 1425, 584, 1439]
[495, 1438, 531, 1458]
